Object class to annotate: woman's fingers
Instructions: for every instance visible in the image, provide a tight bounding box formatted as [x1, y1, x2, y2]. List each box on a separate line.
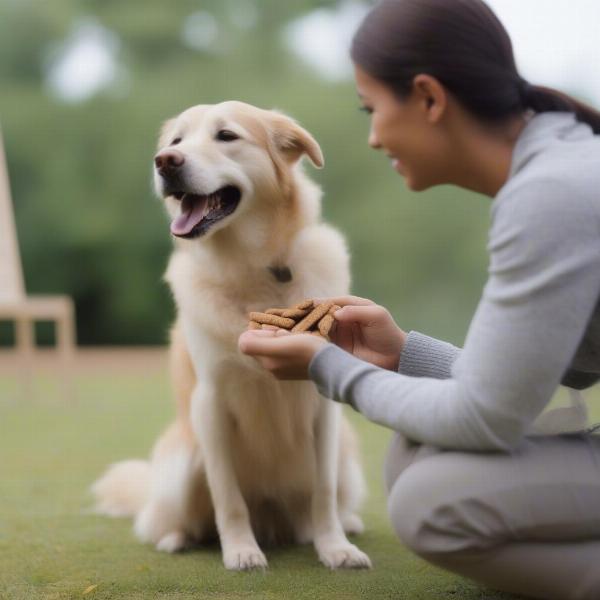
[238, 329, 311, 357]
[329, 305, 390, 350]
[311, 295, 375, 308]
[330, 320, 354, 352]
[333, 304, 388, 326]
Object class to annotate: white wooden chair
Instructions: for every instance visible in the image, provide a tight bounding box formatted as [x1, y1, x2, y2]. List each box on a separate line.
[0, 126, 76, 396]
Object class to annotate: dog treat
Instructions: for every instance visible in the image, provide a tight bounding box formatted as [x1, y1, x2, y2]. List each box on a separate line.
[292, 302, 334, 333]
[249, 312, 296, 330]
[318, 314, 335, 337]
[294, 299, 314, 310]
[281, 307, 311, 319]
[247, 300, 338, 340]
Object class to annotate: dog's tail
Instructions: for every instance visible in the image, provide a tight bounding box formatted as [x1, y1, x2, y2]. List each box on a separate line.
[91, 459, 151, 518]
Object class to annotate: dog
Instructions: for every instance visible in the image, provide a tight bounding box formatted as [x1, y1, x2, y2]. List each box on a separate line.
[92, 101, 370, 570]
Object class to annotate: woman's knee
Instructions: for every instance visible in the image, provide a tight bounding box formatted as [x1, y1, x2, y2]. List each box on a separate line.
[387, 454, 491, 559]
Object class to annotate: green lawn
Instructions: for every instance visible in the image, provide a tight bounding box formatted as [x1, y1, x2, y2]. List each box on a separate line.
[4, 362, 593, 600]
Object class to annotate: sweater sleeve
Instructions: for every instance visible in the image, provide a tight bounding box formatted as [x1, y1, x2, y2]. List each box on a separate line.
[397, 330, 461, 379]
[308, 179, 600, 451]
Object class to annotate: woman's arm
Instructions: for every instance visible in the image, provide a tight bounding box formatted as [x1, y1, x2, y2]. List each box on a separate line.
[309, 178, 600, 451]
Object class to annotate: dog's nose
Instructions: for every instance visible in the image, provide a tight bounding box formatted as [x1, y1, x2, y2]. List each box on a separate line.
[154, 150, 185, 175]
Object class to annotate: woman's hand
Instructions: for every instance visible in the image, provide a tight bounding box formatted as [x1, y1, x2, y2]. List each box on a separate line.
[238, 296, 406, 380]
[238, 328, 327, 380]
[318, 295, 406, 371]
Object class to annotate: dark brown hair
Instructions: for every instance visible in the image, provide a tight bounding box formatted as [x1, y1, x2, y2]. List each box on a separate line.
[351, 0, 600, 133]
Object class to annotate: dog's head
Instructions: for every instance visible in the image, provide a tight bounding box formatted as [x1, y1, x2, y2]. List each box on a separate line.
[154, 101, 323, 241]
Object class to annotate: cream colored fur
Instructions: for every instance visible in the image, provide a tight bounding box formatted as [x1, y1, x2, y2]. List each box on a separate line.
[92, 101, 370, 570]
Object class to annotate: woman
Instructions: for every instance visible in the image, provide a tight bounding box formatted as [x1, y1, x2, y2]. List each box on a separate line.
[238, 1, 600, 598]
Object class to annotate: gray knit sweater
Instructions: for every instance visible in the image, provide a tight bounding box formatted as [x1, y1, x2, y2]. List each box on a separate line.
[309, 112, 600, 452]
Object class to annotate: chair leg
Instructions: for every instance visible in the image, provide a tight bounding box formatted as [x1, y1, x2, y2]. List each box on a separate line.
[15, 317, 35, 400]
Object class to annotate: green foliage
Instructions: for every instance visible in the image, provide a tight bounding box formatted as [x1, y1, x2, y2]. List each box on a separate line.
[0, 0, 490, 345]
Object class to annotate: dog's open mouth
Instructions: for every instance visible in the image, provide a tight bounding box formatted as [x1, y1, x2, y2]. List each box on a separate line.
[169, 185, 241, 238]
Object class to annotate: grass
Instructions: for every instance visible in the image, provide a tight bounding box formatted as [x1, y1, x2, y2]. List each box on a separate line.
[3, 358, 595, 600]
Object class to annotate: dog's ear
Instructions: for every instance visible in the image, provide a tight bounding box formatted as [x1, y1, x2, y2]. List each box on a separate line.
[157, 118, 176, 149]
[270, 114, 324, 169]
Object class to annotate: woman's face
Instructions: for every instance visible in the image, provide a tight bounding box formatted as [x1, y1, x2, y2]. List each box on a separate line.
[354, 64, 449, 191]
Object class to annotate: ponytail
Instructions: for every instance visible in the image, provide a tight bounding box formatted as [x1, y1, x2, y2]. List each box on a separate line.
[521, 82, 600, 134]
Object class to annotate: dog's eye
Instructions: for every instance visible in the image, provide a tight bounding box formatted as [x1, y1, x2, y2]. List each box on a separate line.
[171, 137, 182, 145]
[216, 130, 239, 142]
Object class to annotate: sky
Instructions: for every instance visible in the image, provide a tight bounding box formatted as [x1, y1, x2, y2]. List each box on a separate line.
[46, 0, 600, 106]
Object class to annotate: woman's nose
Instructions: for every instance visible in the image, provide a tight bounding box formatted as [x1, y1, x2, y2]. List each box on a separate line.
[368, 128, 381, 150]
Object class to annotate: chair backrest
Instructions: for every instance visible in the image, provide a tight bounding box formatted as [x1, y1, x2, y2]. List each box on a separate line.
[0, 126, 25, 301]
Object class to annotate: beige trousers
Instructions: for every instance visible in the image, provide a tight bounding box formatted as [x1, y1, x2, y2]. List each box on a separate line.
[384, 432, 600, 600]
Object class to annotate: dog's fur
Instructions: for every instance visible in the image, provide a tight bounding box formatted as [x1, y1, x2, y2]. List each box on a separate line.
[92, 101, 370, 570]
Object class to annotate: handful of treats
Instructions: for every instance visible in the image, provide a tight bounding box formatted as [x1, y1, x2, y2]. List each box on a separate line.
[248, 299, 340, 340]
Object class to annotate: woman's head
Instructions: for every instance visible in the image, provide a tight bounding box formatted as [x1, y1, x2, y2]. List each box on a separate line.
[351, 0, 600, 191]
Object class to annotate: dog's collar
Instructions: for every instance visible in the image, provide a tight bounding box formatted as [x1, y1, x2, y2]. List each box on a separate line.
[268, 265, 293, 283]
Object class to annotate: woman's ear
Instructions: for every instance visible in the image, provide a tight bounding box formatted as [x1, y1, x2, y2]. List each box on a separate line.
[269, 113, 324, 168]
[412, 74, 447, 123]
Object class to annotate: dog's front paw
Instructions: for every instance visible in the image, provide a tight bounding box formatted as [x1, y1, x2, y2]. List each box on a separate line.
[223, 544, 268, 571]
[317, 539, 371, 569]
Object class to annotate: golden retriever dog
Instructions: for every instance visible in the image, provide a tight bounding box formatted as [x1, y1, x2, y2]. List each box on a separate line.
[92, 101, 370, 570]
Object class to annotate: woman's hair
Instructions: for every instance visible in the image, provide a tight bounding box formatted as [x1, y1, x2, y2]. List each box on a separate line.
[351, 0, 600, 133]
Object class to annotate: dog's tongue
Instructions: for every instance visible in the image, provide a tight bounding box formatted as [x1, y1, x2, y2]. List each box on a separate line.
[170, 195, 208, 236]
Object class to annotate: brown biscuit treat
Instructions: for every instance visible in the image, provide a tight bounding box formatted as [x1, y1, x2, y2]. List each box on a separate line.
[281, 307, 311, 319]
[294, 299, 314, 310]
[292, 302, 333, 333]
[318, 314, 334, 337]
[249, 312, 295, 329]
[247, 299, 339, 336]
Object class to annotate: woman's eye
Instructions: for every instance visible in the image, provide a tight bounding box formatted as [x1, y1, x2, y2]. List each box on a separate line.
[359, 106, 373, 115]
[171, 137, 182, 145]
[216, 129, 240, 142]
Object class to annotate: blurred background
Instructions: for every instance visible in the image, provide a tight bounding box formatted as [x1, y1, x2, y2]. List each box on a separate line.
[1, 0, 599, 348]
